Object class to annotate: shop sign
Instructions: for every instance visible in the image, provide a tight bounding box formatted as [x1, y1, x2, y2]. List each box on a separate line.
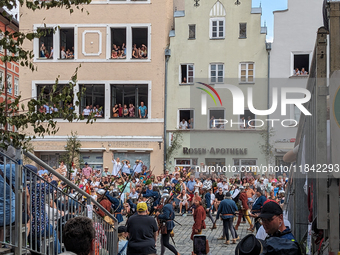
[183, 147, 247, 155]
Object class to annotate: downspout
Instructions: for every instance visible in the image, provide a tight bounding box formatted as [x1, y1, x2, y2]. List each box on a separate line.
[164, 48, 171, 172]
[266, 42, 272, 165]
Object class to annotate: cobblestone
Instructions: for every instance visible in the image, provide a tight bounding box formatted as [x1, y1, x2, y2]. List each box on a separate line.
[122, 214, 253, 255]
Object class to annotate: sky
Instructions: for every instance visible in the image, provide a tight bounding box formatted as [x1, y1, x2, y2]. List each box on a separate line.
[252, 0, 288, 42]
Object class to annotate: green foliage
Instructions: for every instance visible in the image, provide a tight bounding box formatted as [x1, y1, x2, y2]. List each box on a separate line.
[166, 131, 183, 170]
[0, 0, 94, 150]
[60, 131, 82, 180]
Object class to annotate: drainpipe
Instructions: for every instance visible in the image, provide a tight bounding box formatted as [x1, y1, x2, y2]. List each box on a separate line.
[266, 42, 272, 165]
[164, 48, 171, 173]
[4, 23, 8, 132]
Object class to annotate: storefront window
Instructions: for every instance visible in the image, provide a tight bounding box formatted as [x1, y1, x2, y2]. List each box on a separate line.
[233, 158, 257, 176]
[175, 158, 197, 171]
[80, 152, 103, 171]
[41, 153, 63, 169]
[114, 152, 150, 170]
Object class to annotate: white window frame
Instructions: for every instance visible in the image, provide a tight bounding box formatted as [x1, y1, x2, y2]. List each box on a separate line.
[290, 51, 311, 77]
[233, 158, 258, 173]
[7, 74, 12, 94]
[91, 0, 151, 4]
[179, 64, 195, 84]
[59, 27, 76, 60]
[239, 62, 255, 83]
[237, 110, 257, 130]
[174, 158, 197, 169]
[177, 108, 195, 129]
[208, 108, 225, 129]
[239, 23, 247, 39]
[14, 78, 19, 96]
[209, 63, 224, 84]
[209, 17, 225, 39]
[108, 24, 151, 61]
[0, 32, 3, 53]
[35, 26, 55, 61]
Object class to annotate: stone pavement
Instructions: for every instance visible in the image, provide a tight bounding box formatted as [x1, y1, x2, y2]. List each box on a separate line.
[123, 213, 253, 255]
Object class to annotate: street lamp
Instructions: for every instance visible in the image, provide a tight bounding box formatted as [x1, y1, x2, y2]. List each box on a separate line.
[194, 0, 200, 7]
[235, 0, 241, 5]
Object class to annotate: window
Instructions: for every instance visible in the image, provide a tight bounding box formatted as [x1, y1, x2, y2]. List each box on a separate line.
[111, 84, 148, 118]
[80, 152, 103, 171]
[180, 64, 194, 84]
[210, 64, 224, 83]
[210, 18, 225, 39]
[132, 27, 148, 59]
[114, 152, 150, 170]
[38, 28, 54, 59]
[209, 109, 224, 129]
[239, 110, 256, 130]
[14, 78, 19, 96]
[37, 84, 74, 117]
[293, 54, 309, 76]
[110, 26, 149, 60]
[234, 159, 257, 176]
[59, 28, 74, 59]
[0, 71, 3, 90]
[239, 23, 247, 39]
[189, 25, 196, 39]
[179, 109, 194, 129]
[0, 33, 3, 53]
[175, 158, 198, 171]
[41, 153, 64, 169]
[111, 28, 126, 59]
[6, 74, 12, 95]
[240, 62, 254, 83]
[79, 84, 105, 118]
[206, 158, 225, 167]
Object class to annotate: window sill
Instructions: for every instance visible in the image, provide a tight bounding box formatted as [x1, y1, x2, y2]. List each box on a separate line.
[188, 38, 196, 40]
[239, 37, 247, 39]
[58, 58, 75, 60]
[179, 83, 194, 86]
[91, 0, 150, 4]
[110, 117, 148, 119]
[210, 38, 225, 40]
[289, 75, 309, 78]
[239, 82, 255, 85]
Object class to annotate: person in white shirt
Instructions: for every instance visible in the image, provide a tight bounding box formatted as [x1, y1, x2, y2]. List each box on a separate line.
[221, 180, 229, 195]
[112, 154, 121, 177]
[83, 106, 91, 117]
[256, 219, 291, 240]
[179, 119, 188, 129]
[132, 160, 143, 174]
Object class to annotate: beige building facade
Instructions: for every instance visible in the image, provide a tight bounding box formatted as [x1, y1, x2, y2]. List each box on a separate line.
[20, 0, 173, 174]
[166, 0, 269, 176]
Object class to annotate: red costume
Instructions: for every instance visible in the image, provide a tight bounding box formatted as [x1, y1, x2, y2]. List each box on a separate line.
[97, 198, 112, 217]
[191, 204, 206, 240]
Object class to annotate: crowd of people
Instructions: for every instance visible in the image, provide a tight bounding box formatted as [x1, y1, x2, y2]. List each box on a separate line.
[112, 101, 147, 118]
[1, 144, 299, 255]
[179, 118, 194, 129]
[39, 43, 74, 59]
[293, 67, 308, 76]
[82, 104, 103, 117]
[110, 43, 148, 59]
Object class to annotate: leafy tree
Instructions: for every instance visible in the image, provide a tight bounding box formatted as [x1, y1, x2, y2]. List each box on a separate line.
[61, 131, 82, 180]
[0, 0, 94, 150]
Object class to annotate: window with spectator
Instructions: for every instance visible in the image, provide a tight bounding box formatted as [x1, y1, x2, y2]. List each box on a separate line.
[37, 84, 74, 117]
[59, 28, 74, 59]
[111, 28, 126, 59]
[209, 109, 224, 129]
[179, 109, 194, 129]
[132, 27, 148, 59]
[79, 84, 105, 118]
[38, 28, 54, 59]
[180, 64, 194, 84]
[111, 84, 148, 118]
[189, 24, 196, 39]
[239, 109, 256, 130]
[239, 23, 247, 39]
[240, 62, 254, 83]
[210, 63, 224, 83]
[293, 54, 309, 76]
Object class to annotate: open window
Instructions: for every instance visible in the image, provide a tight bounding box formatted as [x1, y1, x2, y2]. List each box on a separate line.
[0, 71, 3, 90]
[59, 28, 74, 59]
[111, 28, 126, 59]
[79, 84, 105, 118]
[209, 109, 224, 129]
[210, 63, 224, 83]
[38, 28, 54, 59]
[239, 109, 256, 130]
[14, 78, 19, 97]
[37, 84, 74, 117]
[189, 25, 196, 39]
[132, 27, 148, 59]
[239, 23, 247, 39]
[293, 54, 309, 76]
[180, 64, 194, 84]
[111, 84, 148, 118]
[6, 74, 12, 95]
[179, 109, 194, 129]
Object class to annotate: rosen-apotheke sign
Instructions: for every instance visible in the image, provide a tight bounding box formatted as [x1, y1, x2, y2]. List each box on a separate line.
[183, 147, 248, 155]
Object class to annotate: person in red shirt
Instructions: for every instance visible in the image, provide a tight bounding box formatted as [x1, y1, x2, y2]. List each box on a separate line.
[191, 198, 206, 240]
[96, 189, 112, 217]
[235, 186, 253, 231]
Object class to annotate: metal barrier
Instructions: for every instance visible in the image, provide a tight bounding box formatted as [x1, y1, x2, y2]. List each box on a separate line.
[0, 149, 118, 255]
